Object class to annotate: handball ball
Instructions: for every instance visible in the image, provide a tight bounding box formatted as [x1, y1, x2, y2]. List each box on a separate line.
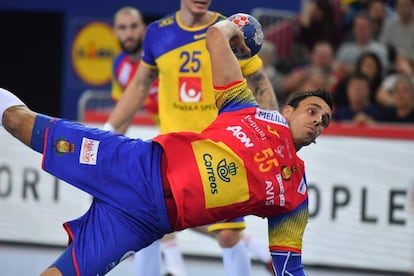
[228, 13, 264, 59]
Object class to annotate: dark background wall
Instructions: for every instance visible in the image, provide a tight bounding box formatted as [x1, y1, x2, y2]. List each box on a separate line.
[0, 1, 300, 119]
[0, 11, 63, 117]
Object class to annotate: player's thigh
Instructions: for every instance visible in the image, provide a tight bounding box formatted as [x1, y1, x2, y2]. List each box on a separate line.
[67, 199, 166, 275]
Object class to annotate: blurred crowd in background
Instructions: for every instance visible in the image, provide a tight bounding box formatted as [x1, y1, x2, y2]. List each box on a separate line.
[257, 0, 414, 125]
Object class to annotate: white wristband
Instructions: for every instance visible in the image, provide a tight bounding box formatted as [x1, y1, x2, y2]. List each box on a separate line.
[0, 87, 25, 126]
[102, 122, 115, 132]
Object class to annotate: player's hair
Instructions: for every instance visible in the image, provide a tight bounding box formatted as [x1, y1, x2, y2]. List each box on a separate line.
[113, 6, 143, 24]
[287, 89, 334, 110]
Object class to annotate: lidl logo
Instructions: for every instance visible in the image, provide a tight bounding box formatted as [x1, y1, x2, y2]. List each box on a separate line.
[71, 22, 120, 86]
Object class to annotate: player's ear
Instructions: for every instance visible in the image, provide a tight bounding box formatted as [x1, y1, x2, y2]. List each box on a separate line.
[281, 105, 293, 120]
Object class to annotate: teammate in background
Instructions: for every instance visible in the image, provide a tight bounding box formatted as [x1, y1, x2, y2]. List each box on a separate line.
[0, 19, 334, 276]
[110, 7, 165, 275]
[104, 1, 278, 275]
[111, 7, 159, 135]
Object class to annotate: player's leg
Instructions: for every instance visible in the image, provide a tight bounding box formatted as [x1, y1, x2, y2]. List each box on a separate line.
[40, 267, 62, 276]
[219, 230, 251, 276]
[0, 88, 173, 274]
[160, 232, 187, 276]
[39, 197, 166, 275]
[134, 240, 162, 276]
[133, 232, 187, 276]
[242, 232, 270, 263]
[208, 218, 251, 276]
[37, 119, 173, 275]
[194, 225, 273, 275]
[242, 233, 274, 275]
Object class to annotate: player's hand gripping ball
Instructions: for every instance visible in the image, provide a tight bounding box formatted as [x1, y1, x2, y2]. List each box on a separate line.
[228, 13, 264, 59]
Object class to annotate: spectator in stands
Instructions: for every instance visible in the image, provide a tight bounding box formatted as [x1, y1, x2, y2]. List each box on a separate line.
[378, 74, 414, 122]
[335, 51, 383, 107]
[258, 40, 286, 108]
[356, 51, 384, 101]
[297, 0, 342, 52]
[298, 67, 332, 93]
[384, 43, 399, 75]
[377, 52, 414, 107]
[336, 12, 388, 76]
[282, 42, 341, 97]
[341, 0, 393, 40]
[333, 72, 381, 124]
[367, 0, 389, 39]
[379, 0, 414, 61]
[340, 0, 369, 39]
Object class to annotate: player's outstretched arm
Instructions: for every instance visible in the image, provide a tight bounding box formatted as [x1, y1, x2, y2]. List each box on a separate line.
[206, 20, 248, 87]
[1, 88, 36, 148]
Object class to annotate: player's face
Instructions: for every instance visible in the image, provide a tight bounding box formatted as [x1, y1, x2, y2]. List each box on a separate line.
[114, 12, 145, 54]
[282, 96, 331, 150]
[181, 0, 212, 16]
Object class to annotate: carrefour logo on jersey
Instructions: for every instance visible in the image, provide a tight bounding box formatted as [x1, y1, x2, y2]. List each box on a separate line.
[71, 22, 120, 86]
[192, 139, 249, 208]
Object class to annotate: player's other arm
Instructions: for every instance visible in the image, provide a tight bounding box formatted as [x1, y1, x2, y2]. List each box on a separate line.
[206, 20, 247, 87]
[208, 19, 277, 110]
[105, 64, 157, 132]
[246, 66, 278, 111]
[267, 205, 308, 275]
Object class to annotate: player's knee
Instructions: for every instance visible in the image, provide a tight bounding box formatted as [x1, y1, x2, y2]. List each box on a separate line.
[161, 232, 177, 242]
[215, 229, 242, 248]
[40, 267, 63, 276]
[2, 106, 18, 129]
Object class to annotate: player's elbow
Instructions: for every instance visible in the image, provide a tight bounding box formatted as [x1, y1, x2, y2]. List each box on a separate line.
[3, 106, 35, 145]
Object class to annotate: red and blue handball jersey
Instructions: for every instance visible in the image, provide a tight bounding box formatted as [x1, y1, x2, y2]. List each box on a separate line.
[111, 52, 159, 116]
[154, 80, 309, 254]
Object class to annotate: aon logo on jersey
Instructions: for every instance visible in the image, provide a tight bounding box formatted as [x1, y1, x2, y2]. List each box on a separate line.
[226, 126, 254, 148]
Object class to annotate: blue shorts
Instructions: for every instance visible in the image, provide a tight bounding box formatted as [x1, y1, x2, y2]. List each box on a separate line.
[42, 120, 173, 275]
